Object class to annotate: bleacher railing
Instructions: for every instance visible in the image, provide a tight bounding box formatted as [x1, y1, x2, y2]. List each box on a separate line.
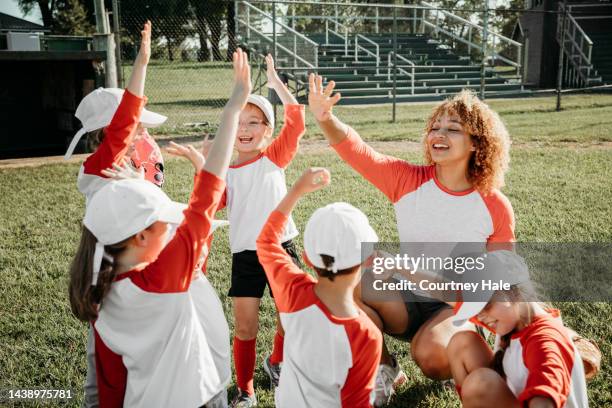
[355, 34, 380, 74]
[420, 1, 522, 76]
[388, 52, 415, 95]
[236, 1, 319, 68]
[324, 17, 349, 56]
[556, 2, 598, 87]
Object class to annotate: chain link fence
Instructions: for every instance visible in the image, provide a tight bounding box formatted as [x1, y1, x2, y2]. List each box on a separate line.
[116, 0, 608, 135]
[118, 0, 239, 137]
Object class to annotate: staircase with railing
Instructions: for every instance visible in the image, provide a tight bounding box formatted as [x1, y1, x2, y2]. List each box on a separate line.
[235, 1, 531, 104]
[557, 2, 612, 87]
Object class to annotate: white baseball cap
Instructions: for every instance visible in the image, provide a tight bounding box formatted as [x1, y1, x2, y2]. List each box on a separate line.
[84, 178, 186, 284]
[64, 88, 167, 160]
[303, 202, 379, 273]
[452, 250, 530, 327]
[247, 94, 274, 129]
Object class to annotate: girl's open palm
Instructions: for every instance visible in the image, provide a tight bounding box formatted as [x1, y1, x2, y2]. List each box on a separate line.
[101, 158, 145, 181]
[229, 48, 252, 109]
[136, 20, 151, 66]
[265, 54, 282, 89]
[166, 141, 205, 172]
[308, 73, 341, 122]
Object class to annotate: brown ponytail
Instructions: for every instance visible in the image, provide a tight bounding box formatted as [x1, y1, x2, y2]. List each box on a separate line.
[313, 254, 360, 281]
[68, 226, 132, 322]
[491, 284, 551, 377]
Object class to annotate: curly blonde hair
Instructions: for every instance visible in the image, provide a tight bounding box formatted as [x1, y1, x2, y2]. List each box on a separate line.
[422, 90, 510, 194]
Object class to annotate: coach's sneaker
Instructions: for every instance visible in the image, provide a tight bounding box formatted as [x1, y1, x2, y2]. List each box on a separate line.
[373, 355, 408, 407]
[263, 356, 281, 388]
[230, 390, 257, 408]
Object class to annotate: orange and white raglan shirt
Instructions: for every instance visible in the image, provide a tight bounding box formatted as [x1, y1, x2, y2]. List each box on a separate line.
[256, 211, 383, 408]
[93, 170, 230, 408]
[332, 128, 515, 247]
[499, 311, 588, 408]
[220, 104, 305, 253]
[77, 89, 148, 204]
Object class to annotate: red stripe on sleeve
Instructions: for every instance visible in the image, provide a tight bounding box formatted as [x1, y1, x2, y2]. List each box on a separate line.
[263, 104, 306, 169]
[128, 170, 226, 293]
[480, 189, 515, 251]
[340, 315, 382, 408]
[332, 128, 431, 203]
[256, 210, 316, 313]
[82, 89, 146, 178]
[94, 326, 126, 408]
[516, 316, 575, 408]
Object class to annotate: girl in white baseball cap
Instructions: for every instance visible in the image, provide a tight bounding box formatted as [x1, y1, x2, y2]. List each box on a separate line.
[222, 54, 306, 406]
[68, 48, 253, 408]
[448, 265, 589, 408]
[256, 167, 383, 408]
[69, 21, 214, 408]
[67, 20, 167, 197]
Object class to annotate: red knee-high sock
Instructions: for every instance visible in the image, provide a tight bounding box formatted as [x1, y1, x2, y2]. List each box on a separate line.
[269, 331, 284, 365]
[234, 337, 256, 395]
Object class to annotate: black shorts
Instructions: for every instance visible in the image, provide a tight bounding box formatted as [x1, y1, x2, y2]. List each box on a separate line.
[389, 290, 452, 342]
[228, 240, 301, 298]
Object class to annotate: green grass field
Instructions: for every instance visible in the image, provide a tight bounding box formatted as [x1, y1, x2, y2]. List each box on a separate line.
[1, 89, 611, 407]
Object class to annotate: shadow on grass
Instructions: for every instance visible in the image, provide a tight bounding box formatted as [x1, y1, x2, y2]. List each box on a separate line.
[390, 379, 460, 407]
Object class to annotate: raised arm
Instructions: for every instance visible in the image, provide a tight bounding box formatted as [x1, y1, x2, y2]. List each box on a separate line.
[257, 168, 331, 312]
[205, 48, 251, 179]
[266, 54, 298, 105]
[309, 74, 423, 203]
[80, 21, 152, 177]
[308, 73, 346, 144]
[126, 20, 151, 98]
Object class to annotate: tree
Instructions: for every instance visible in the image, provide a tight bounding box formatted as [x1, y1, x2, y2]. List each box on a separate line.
[54, 0, 94, 35]
[190, 0, 225, 62]
[119, 0, 193, 61]
[18, 0, 93, 34]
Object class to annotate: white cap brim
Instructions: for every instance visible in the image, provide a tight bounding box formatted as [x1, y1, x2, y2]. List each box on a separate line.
[452, 301, 489, 327]
[157, 201, 187, 225]
[140, 108, 167, 128]
[211, 220, 229, 232]
[64, 127, 89, 160]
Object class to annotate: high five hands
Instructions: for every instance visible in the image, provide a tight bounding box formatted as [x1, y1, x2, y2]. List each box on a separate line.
[308, 74, 341, 122]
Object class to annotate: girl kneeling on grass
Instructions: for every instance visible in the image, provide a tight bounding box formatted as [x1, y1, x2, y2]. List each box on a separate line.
[308, 76, 599, 406]
[256, 168, 383, 408]
[68, 49, 252, 408]
[448, 257, 589, 408]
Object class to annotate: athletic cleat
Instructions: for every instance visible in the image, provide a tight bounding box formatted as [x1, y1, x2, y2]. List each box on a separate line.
[373, 355, 408, 407]
[263, 355, 282, 388]
[230, 389, 257, 408]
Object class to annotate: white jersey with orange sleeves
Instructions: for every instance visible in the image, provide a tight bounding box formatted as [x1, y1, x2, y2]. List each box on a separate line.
[332, 128, 515, 247]
[257, 211, 383, 408]
[500, 311, 588, 408]
[221, 104, 305, 253]
[93, 171, 231, 408]
[77, 89, 146, 204]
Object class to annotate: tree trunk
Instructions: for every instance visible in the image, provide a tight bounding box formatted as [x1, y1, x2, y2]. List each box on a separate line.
[226, 2, 237, 61]
[167, 42, 174, 61]
[204, 15, 223, 61]
[197, 17, 210, 62]
[38, 0, 54, 29]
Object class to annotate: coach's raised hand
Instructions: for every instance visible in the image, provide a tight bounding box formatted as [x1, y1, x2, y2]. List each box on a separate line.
[308, 74, 341, 122]
[308, 74, 348, 144]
